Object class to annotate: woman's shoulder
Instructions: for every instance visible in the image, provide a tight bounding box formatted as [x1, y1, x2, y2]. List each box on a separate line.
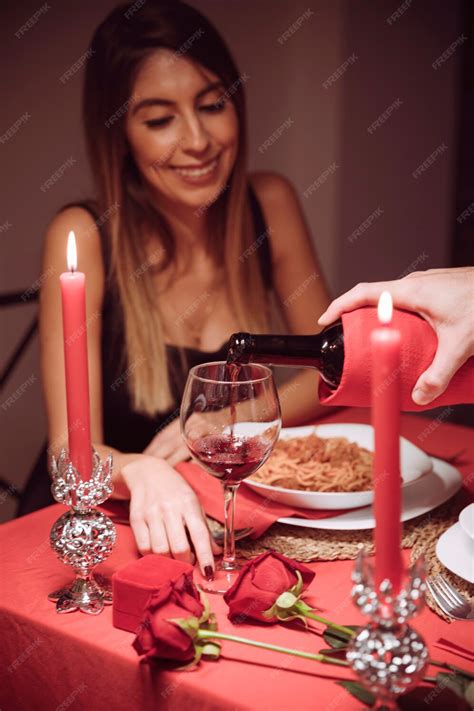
[248, 171, 305, 265]
[45, 201, 103, 256]
[42, 201, 105, 295]
[249, 170, 298, 208]
[47, 201, 101, 238]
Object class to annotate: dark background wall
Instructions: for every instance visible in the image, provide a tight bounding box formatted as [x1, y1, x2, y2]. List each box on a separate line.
[1, 0, 471, 522]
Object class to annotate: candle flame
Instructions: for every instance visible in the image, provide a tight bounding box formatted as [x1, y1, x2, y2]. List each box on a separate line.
[377, 291, 393, 324]
[67, 231, 77, 272]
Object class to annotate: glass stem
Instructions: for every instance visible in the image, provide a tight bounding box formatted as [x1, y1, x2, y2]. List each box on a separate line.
[221, 483, 238, 571]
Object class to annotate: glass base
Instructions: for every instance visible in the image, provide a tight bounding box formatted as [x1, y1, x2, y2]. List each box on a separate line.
[194, 562, 240, 594]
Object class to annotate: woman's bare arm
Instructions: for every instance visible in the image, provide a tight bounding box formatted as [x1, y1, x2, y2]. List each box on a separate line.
[251, 172, 335, 425]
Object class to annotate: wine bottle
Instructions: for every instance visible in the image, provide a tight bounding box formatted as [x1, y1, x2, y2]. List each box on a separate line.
[226, 321, 344, 390]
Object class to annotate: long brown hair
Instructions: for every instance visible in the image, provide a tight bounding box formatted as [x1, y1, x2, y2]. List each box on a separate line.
[82, 1, 270, 416]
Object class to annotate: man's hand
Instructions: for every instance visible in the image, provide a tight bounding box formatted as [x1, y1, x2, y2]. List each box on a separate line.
[318, 268, 474, 405]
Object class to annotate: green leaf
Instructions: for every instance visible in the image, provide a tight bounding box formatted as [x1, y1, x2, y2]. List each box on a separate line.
[436, 672, 472, 702]
[336, 680, 376, 706]
[323, 625, 359, 649]
[444, 663, 474, 680]
[464, 681, 474, 706]
[318, 648, 347, 657]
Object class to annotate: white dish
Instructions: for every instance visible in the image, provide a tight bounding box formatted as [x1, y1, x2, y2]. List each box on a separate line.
[459, 503, 474, 540]
[276, 456, 462, 530]
[436, 522, 474, 584]
[244, 423, 432, 510]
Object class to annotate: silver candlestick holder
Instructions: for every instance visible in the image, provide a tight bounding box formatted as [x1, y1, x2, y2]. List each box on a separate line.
[346, 552, 428, 710]
[48, 448, 116, 615]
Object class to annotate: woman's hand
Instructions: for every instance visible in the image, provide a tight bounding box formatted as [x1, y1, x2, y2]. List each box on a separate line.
[144, 411, 230, 464]
[318, 267, 474, 405]
[121, 454, 220, 578]
[143, 417, 190, 467]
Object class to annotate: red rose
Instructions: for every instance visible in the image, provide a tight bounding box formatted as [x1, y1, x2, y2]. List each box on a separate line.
[133, 573, 204, 664]
[223, 551, 315, 623]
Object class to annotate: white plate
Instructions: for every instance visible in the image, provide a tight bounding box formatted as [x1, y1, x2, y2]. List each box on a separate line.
[459, 503, 474, 540]
[276, 457, 462, 530]
[436, 522, 474, 583]
[244, 424, 432, 510]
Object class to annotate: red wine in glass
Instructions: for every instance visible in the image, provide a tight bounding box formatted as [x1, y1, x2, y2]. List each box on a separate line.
[180, 361, 281, 594]
[188, 434, 274, 485]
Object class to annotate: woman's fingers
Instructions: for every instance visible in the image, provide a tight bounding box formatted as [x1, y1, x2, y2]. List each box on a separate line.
[184, 508, 216, 577]
[144, 504, 170, 556]
[143, 419, 181, 454]
[129, 489, 152, 555]
[146, 439, 175, 460]
[146, 437, 190, 466]
[167, 444, 191, 467]
[161, 506, 193, 563]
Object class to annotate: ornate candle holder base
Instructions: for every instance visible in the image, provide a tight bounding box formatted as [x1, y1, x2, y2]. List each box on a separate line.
[346, 552, 428, 709]
[48, 449, 116, 615]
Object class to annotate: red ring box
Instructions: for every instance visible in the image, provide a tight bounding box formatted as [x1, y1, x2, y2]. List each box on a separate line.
[112, 554, 193, 633]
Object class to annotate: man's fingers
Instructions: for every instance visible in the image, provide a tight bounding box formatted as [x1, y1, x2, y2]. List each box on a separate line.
[412, 334, 467, 406]
[318, 282, 391, 325]
[318, 278, 420, 326]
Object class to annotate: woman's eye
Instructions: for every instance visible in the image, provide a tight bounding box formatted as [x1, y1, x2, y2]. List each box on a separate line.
[199, 100, 226, 114]
[144, 117, 173, 128]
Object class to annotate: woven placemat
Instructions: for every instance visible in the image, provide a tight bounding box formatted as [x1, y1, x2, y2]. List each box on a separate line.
[233, 490, 473, 622]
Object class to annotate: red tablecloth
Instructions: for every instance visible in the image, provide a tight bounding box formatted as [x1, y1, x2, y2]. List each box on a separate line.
[1, 409, 473, 711]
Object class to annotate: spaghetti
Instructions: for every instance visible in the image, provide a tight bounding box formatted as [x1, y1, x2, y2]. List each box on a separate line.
[251, 434, 374, 492]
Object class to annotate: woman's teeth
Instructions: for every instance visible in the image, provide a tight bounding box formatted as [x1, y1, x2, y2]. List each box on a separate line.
[172, 159, 218, 178]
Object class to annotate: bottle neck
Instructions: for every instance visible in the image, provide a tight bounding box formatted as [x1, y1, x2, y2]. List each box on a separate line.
[227, 321, 344, 390]
[246, 334, 325, 368]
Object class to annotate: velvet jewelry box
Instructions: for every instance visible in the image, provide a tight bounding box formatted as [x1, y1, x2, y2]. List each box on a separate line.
[112, 554, 193, 633]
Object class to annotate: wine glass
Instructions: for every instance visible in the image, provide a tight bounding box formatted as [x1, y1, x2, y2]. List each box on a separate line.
[180, 361, 281, 593]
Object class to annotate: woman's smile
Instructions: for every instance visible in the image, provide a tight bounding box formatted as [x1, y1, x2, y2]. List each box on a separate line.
[164, 152, 221, 186]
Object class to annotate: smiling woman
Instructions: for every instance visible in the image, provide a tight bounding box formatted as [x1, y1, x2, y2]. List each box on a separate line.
[127, 67, 238, 213]
[37, 0, 331, 576]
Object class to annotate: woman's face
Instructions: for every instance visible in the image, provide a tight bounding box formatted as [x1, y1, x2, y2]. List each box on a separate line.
[126, 49, 239, 213]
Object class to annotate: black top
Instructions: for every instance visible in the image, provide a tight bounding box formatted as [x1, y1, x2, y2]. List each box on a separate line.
[76, 186, 272, 453]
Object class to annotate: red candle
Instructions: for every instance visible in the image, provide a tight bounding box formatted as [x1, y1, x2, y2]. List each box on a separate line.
[371, 291, 403, 592]
[59, 231, 92, 479]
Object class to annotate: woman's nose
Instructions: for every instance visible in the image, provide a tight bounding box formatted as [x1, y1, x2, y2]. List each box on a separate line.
[180, 116, 211, 154]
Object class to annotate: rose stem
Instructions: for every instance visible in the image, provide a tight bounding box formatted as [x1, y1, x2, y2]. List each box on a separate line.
[196, 630, 348, 667]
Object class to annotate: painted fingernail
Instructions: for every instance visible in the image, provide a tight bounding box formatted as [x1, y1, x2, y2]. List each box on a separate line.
[204, 565, 214, 581]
